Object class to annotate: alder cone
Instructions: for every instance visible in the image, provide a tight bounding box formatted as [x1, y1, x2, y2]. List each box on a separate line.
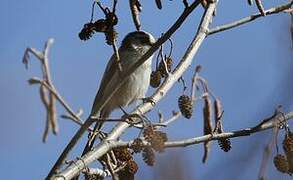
[218, 138, 231, 152]
[118, 170, 134, 180]
[131, 138, 144, 153]
[114, 148, 132, 162]
[143, 125, 155, 142]
[151, 131, 168, 152]
[79, 23, 95, 41]
[273, 154, 289, 173]
[126, 159, 138, 174]
[142, 147, 155, 166]
[117, 159, 137, 179]
[283, 131, 293, 174]
[93, 19, 108, 32]
[283, 132, 293, 157]
[178, 95, 193, 119]
[150, 71, 161, 88]
[143, 126, 168, 152]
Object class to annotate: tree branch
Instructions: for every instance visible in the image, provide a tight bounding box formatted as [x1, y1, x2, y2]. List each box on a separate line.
[208, 1, 293, 35]
[116, 110, 293, 149]
[28, 77, 88, 129]
[56, 109, 293, 180]
[51, 1, 217, 179]
[46, 1, 204, 179]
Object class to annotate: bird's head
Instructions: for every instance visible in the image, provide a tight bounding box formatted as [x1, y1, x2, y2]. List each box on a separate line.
[121, 31, 156, 50]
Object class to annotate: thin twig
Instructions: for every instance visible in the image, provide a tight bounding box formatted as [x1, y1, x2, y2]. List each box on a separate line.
[155, 0, 162, 9]
[160, 111, 181, 127]
[112, 0, 118, 13]
[255, 0, 266, 16]
[43, 39, 59, 135]
[24, 39, 84, 128]
[28, 78, 88, 128]
[208, 1, 293, 35]
[25, 39, 59, 140]
[96, 1, 107, 15]
[183, 0, 189, 8]
[247, 0, 253, 6]
[106, 153, 118, 180]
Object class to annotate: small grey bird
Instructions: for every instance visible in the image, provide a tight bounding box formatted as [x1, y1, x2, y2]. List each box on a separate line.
[82, 31, 156, 153]
[91, 31, 155, 121]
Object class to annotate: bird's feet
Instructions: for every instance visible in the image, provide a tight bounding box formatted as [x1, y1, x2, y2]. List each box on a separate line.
[141, 97, 156, 106]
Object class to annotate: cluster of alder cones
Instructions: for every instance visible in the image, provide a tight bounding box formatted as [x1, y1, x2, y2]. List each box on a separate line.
[273, 130, 293, 175]
[84, 125, 168, 179]
[131, 125, 168, 166]
[79, 4, 118, 45]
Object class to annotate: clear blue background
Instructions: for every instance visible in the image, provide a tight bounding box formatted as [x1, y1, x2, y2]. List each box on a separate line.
[0, 0, 292, 179]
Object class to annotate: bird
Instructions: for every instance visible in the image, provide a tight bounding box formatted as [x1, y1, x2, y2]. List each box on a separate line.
[84, 31, 156, 153]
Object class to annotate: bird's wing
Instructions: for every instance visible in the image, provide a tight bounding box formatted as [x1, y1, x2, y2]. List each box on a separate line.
[90, 54, 119, 116]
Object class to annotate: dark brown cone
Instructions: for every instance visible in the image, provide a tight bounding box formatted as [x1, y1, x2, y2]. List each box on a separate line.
[178, 95, 193, 119]
[151, 131, 168, 153]
[273, 154, 289, 173]
[117, 158, 137, 180]
[93, 19, 108, 32]
[143, 125, 155, 142]
[283, 131, 293, 157]
[155, 131, 168, 142]
[218, 138, 231, 152]
[126, 159, 139, 174]
[79, 23, 96, 41]
[150, 71, 161, 88]
[158, 57, 173, 77]
[283, 131, 293, 174]
[113, 148, 132, 162]
[118, 170, 134, 180]
[143, 125, 168, 152]
[131, 138, 144, 153]
[105, 12, 118, 26]
[142, 147, 155, 166]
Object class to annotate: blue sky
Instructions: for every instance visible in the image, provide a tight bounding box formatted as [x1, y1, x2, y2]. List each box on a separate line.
[0, 0, 292, 179]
